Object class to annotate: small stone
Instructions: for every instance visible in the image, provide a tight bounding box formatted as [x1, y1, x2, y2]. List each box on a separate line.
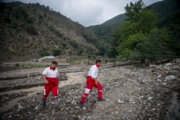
[163, 83, 167, 85]
[157, 79, 161, 82]
[147, 97, 153, 100]
[118, 99, 125, 104]
[35, 106, 38, 110]
[139, 96, 144, 99]
[165, 63, 172, 66]
[18, 104, 23, 110]
[164, 75, 175, 81]
[157, 75, 161, 79]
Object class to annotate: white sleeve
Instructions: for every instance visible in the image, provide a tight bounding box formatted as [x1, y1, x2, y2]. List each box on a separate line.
[56, 69, 59, 77]
[42, 68, 47, 75]
[91, 67, 98, 79]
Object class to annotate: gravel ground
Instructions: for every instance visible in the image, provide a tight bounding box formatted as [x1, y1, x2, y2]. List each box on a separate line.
[0, 60, 180, 120]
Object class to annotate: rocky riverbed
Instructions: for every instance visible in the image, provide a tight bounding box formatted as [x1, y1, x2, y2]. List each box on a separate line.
[0, 60, 180, 120]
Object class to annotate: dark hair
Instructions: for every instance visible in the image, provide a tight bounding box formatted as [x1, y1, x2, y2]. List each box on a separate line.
[96, 59, 102, 64]
[52, 61, 58, 65]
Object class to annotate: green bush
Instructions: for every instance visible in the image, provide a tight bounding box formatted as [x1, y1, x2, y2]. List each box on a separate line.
[52, 48, 61, 56]
[24, 24, 38, 35]
[62, 43, 67, 48]
[77, 48, 83, 55]
[48, 25, 63, 38]
[83, 31, 97, 43]
[70, 41, 78, 48]
[40, 49, 50, 56]
[27, 17, 34, 24]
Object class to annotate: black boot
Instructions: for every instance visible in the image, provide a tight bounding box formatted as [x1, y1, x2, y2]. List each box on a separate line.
[53, 97, 60, 111]
[79, 102, 84, 108]
[98, 98, 105, 102]
[42, 98, 46, 108]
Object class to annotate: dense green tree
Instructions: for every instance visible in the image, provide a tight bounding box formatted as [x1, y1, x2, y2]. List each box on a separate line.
[132, 28, 174, 61]
[117, 32, 145, 59]
[111, 0, 175, 62]
[113, 1, 157, 59]
[125, 0, 144, 21]
[158, 10, 180, 56]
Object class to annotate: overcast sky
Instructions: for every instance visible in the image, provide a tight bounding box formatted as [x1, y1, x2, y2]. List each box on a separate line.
[1, 0, 162, 26]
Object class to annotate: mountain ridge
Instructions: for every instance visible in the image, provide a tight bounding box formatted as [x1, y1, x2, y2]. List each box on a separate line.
[88, 0, 180, 44]
[0, 2, 104, 62]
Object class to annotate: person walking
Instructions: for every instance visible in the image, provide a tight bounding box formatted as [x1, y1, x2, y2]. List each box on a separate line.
[80, 59, 105, 107]
[42, 61, 60, 110]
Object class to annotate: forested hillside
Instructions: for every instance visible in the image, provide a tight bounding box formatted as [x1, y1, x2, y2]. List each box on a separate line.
[89, 0, 180, 58]
[110, 0, 180, 63]
[88, 14, 126, 43]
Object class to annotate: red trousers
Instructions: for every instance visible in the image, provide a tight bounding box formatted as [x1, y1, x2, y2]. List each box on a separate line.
[81, 76, 103, 103]
[43, 77, 58, 98]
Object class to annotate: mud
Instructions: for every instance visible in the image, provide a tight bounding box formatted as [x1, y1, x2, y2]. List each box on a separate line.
[0, 61, 180, 120]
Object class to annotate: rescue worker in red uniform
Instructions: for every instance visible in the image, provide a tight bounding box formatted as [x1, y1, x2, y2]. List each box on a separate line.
[42, 61, 60, 110]
[80, 59, 105, 107]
